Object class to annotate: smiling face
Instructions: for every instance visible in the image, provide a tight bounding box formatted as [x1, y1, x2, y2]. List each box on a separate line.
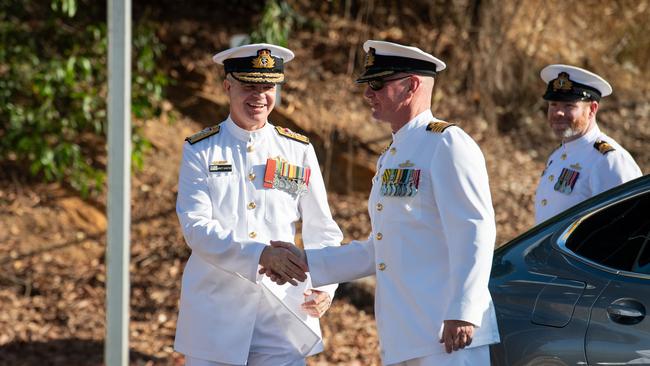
[363, 74, 413, 125]
[224, 75, 277, 131]
[547, 100, 598, 141]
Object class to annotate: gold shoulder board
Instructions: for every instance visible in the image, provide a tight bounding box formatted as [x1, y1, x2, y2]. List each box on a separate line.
[186, 125, 221, 145]
[594, 140, 615, 155]
[275, 126, 310, 144]
[426, 121, 456, 133]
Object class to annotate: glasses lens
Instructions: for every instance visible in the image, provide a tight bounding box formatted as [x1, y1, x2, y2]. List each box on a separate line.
[368, 79, 384, 90]
[368, 79, 385, 91]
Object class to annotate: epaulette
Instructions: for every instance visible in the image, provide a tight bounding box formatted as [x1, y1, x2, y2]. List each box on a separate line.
[275, 126, 310, 144]
[594, 140, 615, 155]
[186, 125, 220, 144]
[426, 121, 456, 133]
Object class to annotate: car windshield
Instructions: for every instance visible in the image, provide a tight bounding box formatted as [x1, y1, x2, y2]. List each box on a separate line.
[564, 192, 650, 274]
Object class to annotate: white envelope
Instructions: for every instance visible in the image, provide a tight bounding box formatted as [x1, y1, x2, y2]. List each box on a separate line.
[260, 279, 321, 356]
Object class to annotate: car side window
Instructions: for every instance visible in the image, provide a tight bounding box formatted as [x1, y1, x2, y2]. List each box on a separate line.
[632, 233, 650, 275]
[564, 192, 650, 273]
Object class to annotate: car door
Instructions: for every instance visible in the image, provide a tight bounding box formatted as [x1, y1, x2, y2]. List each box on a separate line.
[586, 276, 650, 365]
[585, 229, 650, 365]
[556, 189, 650, 365]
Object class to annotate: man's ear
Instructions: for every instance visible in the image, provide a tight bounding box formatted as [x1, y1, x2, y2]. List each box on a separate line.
[589, 100, 599, 118]
[223, 75, 232, 92]
[407, 76, 421, 94]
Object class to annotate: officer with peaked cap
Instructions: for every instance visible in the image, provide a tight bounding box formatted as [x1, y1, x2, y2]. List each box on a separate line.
[263, 40, 500, 365]
[534, 64, 642, 224]
[174, 43, 343, 366]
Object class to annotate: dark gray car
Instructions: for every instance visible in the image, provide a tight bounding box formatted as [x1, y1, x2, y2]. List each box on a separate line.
[490, 174, 650, 366]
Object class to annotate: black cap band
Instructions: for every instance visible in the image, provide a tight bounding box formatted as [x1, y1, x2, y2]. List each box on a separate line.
[223, 56, 284, 74]
[356, 48, 438, 83]
[222, 49, 285, 84]
[543, 72, 602, 102]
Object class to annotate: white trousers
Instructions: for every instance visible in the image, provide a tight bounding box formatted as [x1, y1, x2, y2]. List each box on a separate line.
[184, 289, 306, 366]
[389, 345, 490, 366]
[185, 355, 305, 366]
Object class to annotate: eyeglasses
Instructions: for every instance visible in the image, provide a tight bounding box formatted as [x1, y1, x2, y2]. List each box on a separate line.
[367, 75, 412, 91]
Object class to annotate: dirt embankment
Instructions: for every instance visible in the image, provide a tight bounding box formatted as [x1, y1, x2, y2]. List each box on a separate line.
[2, 2, 649, 364]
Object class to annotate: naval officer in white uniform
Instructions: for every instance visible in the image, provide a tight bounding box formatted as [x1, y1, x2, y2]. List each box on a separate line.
[534, 64, 642, 224]
[264, 40, 500, 366]
[174, 43, 343, 366]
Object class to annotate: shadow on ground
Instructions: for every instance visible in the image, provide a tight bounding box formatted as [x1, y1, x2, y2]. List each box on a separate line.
[0, 338, 159, 366]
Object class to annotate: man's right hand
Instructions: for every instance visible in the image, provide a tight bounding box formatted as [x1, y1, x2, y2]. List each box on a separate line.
[258, 243, 308, 286]
[258, 241, 308, 286]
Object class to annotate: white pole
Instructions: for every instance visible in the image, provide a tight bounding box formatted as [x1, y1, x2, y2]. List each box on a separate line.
[106, 0, 131, 365]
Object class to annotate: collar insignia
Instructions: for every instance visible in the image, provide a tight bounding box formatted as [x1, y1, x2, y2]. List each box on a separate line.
[252, 49, 275, 69]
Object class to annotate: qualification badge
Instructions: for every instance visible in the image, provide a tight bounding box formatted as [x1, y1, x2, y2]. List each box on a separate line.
[554, 168, 579, 194]
[263, 157, 311, 196]
[380, 168, 420, 197]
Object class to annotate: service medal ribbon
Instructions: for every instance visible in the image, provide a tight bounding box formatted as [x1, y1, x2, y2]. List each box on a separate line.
[381, 168, 420, 197]
[264, 157, 311, 196]
[554, 168, 579, 195]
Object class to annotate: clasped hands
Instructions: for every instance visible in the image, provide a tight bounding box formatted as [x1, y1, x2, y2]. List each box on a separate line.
[258, 240, 308, 286]
[259, 241, 330, 317]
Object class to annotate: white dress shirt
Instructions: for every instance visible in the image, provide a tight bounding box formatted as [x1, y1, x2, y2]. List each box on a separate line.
[535, 124, 642, 223]
[175, 116, 343, 364]
[306, 110, 500, 365]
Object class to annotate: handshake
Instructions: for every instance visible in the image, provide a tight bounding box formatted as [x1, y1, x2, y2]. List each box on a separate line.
[258, 240, 309, 286]
[259, 241, 332, 318]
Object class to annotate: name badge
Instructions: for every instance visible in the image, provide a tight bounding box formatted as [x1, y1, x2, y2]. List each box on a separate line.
[209, 161, 232, 173]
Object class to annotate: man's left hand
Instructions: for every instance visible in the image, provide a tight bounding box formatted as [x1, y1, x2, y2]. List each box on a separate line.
[301, 289, 331, 318]
[440, 319, 475, 353]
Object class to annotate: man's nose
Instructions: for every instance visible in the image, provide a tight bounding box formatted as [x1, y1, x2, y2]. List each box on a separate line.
[364, 85, 374, 98]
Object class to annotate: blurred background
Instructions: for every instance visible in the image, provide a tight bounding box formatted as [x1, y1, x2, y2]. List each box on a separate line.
[1, 0, 649, 364]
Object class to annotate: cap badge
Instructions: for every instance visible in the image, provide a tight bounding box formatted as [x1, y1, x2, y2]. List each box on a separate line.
[553, 72, 573, 92]
[251, 49, 275, 69]
[364, 47, 376, 68]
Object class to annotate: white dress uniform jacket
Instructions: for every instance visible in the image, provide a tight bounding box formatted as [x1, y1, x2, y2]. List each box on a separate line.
[535, 125, 642, 224]
[175, 117, 343, 364]
[306, 110, 500, 365]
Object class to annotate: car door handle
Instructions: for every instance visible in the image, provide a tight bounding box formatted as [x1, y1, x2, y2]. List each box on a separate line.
[606, 300, 646, 325]
[607, 304, 644, 318]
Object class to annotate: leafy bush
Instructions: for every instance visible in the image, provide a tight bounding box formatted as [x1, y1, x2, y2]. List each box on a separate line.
[0, 0, 167, 196]
[250, 0, 301, 47]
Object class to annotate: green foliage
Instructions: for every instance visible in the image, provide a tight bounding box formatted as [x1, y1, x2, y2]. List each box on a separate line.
[0, 0, 167, 196]
[250, 0, 300, 47]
